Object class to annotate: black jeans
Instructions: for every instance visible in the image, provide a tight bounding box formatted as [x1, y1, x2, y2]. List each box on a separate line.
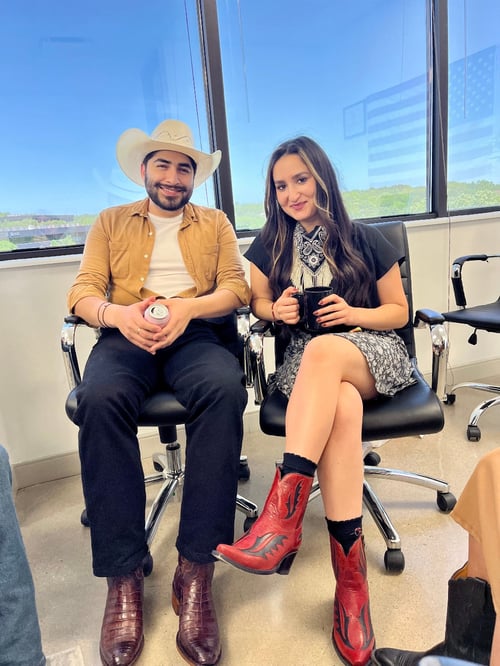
[73, 320, 247, 577]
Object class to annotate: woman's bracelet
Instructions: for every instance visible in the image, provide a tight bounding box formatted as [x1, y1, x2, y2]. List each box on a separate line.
[271, 301, 283, 323]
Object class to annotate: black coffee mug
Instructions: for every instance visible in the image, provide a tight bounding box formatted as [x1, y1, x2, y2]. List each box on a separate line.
[303, 286, 333, 331]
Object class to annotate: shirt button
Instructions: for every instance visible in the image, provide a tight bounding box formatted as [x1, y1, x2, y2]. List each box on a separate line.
[144, 254, 148, 258]
[140, 277, 145, 282]
[148, 232, 153, 236]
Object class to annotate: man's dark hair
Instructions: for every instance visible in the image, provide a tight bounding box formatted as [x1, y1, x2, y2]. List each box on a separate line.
[143, 150, 197, 174]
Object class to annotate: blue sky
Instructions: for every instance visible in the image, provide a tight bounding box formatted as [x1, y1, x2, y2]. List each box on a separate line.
[1, 0, 498, 216]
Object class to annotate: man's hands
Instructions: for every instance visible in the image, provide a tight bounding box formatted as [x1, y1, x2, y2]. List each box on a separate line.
[113, 297, 195, 354]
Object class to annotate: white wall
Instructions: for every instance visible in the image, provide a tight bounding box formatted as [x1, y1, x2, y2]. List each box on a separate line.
[409, 213, 500, 372]
[1, 212, 499, 482]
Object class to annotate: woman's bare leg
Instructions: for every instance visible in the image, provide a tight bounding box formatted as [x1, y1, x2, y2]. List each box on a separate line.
[316, 380, 364, 520]
[284, 335, 376, 464]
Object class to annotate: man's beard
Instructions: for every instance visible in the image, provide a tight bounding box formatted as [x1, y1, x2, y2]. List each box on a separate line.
[145, 176, 192, 212]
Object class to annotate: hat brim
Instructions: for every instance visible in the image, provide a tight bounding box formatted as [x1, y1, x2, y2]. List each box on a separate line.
[116, 128, 221, 188]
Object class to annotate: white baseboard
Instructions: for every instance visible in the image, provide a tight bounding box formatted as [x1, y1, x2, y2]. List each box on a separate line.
[440, 358, 500, 387]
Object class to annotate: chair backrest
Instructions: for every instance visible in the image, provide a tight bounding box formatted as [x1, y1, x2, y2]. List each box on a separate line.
[368, 220, 415, 359]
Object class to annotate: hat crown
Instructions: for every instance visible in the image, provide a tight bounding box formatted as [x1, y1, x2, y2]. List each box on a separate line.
[151, 120, 195, 151]
[116, 118, 220, 188]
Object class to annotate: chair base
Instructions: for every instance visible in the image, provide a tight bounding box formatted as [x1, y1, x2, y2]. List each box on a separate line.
[306, 444, 456, 575]
[446, 382, 500, 442]
[145, 441, 259, 546]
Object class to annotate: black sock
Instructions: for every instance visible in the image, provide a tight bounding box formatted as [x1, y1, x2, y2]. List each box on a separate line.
[281, 452, 317, 478]
[326, 516, 363, 555]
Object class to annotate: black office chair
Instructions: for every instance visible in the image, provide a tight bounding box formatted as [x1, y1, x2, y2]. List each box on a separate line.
[439, 253, 500, 442]
[61, 308, 258, 575]
[245, 220, 456, 574]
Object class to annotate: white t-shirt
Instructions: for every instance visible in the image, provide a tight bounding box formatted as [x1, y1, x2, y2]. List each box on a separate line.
[144, 212, 195, 297]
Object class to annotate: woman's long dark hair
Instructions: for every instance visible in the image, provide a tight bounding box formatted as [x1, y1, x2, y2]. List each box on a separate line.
[260, 136, 373, 306]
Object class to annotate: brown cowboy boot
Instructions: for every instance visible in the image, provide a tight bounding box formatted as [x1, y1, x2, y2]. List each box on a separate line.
[371, 564, 496, 666]
[330, 534, 375, 666]
[213, 467, 314, 575]
[172, 555, 221, 666]
[99, 566, 144, 666]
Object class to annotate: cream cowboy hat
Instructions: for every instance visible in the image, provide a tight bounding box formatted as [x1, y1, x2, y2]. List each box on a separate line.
[116, 119, 221, 188]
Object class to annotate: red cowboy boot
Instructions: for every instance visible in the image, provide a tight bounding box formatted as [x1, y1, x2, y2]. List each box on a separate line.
[172, 555, 221, 666]
[330, 534, 375, 666]
[99, 566, 144, 666]
[213, 467, 313, 575]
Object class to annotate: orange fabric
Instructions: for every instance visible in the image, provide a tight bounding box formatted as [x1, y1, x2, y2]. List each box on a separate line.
[451, 447, 500, 613]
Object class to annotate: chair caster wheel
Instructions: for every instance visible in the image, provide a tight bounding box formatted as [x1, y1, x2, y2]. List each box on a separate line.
[243, 515, 258, 532]
[467, 425, 481, 441]
[384, 549, 405, 574]
[444, 393, 456, 405]
[81, 509, 90, 527]
[142, 552, 154, 577]
[364, 451, 381, 466]
[239, 457, 250, 481]
[437, 491, 456, 513]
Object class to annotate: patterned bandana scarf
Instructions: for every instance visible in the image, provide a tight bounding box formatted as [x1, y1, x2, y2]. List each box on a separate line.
[291, 223, 332, 290]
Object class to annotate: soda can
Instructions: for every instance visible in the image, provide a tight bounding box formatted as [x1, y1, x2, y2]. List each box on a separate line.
[144, 303, 170, 326]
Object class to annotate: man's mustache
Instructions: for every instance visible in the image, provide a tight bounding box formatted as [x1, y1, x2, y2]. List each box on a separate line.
[157, 183, 186, 193]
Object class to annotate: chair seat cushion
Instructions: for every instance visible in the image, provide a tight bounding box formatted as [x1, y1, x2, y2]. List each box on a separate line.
[443, 301, 500, 333]
[259, 368, 444, 440]
[65, 388, 190, 428]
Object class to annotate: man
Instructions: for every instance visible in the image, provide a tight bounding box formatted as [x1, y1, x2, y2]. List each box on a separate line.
[67, 119, 251, 666]
[0, 444, 46, 666]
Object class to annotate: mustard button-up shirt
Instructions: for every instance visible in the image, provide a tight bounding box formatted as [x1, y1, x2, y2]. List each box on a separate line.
[67, 198, 250, 312]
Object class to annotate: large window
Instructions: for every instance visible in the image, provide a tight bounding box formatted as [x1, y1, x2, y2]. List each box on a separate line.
[447, 0, 500, 210]
[0, 0, 211, 256]
[1, 0, 500, 258]
[218, 0, 429, 228]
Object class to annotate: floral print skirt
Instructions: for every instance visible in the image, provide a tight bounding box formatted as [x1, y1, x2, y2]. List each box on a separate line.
[270, 329, 416, 400]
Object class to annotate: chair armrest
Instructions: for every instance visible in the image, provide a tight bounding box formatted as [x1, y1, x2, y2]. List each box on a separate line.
[414, 308, 448, 399]
[413, 308, 444, 327]
[245, 318, 275, 404]
[450, 254, 500, 307]
[61, 315, 99, 391]
[235, 307, 254, 388]
[250, 318, 274, 335]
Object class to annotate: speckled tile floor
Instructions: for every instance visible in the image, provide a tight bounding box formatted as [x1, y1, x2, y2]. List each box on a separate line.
[16, 383, 500, 666]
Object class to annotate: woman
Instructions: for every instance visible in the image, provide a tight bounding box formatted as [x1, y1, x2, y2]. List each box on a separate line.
[214, 136, 415, 666]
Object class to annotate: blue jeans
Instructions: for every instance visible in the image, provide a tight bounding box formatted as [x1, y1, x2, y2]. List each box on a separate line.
[0, 445, 46, 666]
[73, 320, 247, 577]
